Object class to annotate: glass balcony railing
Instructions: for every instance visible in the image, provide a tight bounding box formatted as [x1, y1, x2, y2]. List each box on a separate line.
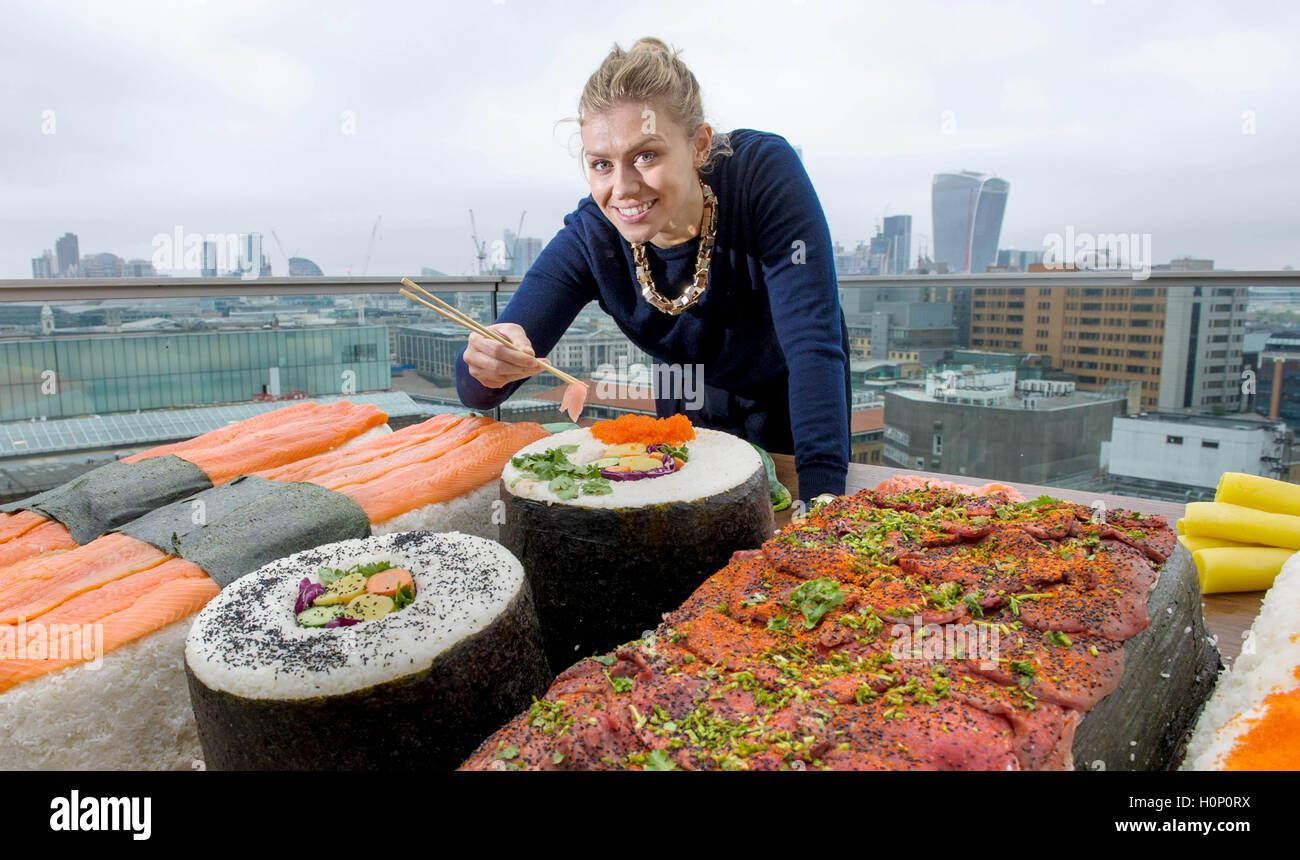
[2, 270, 1299, 505]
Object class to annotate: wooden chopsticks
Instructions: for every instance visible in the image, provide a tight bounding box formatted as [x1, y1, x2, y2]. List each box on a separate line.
[399, 278, 586, 387]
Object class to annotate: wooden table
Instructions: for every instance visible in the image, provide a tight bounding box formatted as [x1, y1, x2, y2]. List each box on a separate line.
[769, 454, 1262, 663]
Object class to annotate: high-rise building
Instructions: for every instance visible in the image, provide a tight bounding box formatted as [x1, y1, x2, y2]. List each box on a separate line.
[996, 249, 1045, 271]
[81, 253, 125, 278]
[201, 241, 218, 277]
[123, 259, 157, 278]
[932, 172, 1009, 274]
[31, 250, 55, 278]
[967, 272, 1248, 413]
[504, 230, 544, 277]
[55, 233, 80, 277]
[836, 285, 956, 363]
[881, 215, 912, 275]
[288, 257, 324, 276]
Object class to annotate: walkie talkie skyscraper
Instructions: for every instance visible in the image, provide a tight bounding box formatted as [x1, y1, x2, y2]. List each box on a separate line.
[932, 171, 1010, 274]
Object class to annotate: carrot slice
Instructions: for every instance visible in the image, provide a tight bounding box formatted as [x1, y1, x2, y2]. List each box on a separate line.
[365, 568, 414, 598]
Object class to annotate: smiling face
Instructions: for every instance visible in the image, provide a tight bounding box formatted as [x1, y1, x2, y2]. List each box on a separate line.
[581, 100, 713, 248]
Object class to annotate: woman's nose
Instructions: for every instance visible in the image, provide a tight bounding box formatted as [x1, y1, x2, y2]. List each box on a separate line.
[612, 163, 639, 198]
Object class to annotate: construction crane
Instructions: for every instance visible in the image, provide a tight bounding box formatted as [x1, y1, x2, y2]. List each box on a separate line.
[505, 211, 526, 274]
[270, 230, 298, 273]
[347, 215, 383, 276]
[469, 210, 489, 276]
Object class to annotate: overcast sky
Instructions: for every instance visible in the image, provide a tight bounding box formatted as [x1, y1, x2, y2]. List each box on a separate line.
[3, 0, 1298, 279]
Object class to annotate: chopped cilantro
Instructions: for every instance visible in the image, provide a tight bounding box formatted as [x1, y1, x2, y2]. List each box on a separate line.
[392, 584, 415, 611]
[787, 578, 845, 629]
[1043, 630, 1072, 647]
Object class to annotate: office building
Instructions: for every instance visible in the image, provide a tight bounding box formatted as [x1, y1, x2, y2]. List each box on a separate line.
[237, 233, 272, 277]
[81, 253, 124, 278]
[968, 275, 1248, 413]
[884, 370, 1125, 483]
[201, 241, 218, 277]
[31, 250, 55, 279]
[996, 249, 1045, 271]
[879, 215, 912, 275]
[123, 259, 157, 278]
[288, 257, 324, 276]
[504, 230, 544, 277]
[1254, 329, 1300, 425]
[932, 171, 1009, 274]
[1104, 412, 1289, 496]
[0, 326, 391, 422]
[55, 233, 80, 277]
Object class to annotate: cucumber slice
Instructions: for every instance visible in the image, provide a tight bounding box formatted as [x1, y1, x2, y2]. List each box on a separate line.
[318, 566, 348, 585]
[542, 422, 581, 434]
[751, 443, 793, 512]
[590, 457, 621, 469]
[296, 605, 345, 627]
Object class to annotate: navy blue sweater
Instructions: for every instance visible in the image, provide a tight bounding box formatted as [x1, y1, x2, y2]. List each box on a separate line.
[455, 129, 850, 500]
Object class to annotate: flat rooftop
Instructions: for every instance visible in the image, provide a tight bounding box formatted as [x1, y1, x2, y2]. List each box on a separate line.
[1118, 410, 1278, 431]
[887, 387, 1124, 411]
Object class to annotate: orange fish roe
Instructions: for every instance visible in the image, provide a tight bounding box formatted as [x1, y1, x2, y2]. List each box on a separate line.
[591, 413, 695, 446]
[1221, 684, 1300, 771]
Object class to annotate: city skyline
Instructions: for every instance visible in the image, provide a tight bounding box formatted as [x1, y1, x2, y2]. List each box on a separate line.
[4, 1, 1298, 279]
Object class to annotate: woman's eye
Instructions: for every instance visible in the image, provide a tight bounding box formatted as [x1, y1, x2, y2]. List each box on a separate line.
[636, 151, 656, 164]
[589, 160, 610, 172]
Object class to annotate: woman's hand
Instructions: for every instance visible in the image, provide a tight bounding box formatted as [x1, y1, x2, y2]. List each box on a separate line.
[462, 323, 546, 390]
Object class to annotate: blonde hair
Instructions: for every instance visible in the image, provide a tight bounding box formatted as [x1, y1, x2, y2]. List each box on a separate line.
[568, 37, 732, 175]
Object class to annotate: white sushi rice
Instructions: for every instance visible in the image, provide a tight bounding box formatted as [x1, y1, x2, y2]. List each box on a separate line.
[1181, 549, 1300, 769]
[186, 531, 526, 700]
[372, 480, 499, 542]
[0, 426, 507, 770]
[502, 427, 762, 508]
[0, 618, 203, 771]
[335, 423, 393, 450]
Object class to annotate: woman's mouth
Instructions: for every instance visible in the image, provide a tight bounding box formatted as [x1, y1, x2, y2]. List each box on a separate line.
[613, 198, 657, 223]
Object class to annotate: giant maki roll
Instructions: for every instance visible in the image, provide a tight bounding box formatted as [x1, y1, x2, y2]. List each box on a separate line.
[499, 415, 774, 674]
[184, 530, 550, 770]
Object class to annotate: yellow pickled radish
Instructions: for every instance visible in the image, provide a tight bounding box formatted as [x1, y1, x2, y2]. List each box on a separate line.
[343, 593, 395, 621]
[604, 443, 645, 458]
[313, 573, 368, 606]
[622, 455, 666, 472]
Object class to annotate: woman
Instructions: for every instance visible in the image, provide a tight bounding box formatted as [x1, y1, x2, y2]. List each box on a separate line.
[456, 37, 851, 502]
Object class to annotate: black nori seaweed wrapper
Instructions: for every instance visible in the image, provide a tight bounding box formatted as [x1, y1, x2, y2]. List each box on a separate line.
[1071, 544, 1221, 770]
[0, 456, 213, 544]
[117, 476, 372, 587]
[186, 581, 551, 770]
[500, 465, 774, 675]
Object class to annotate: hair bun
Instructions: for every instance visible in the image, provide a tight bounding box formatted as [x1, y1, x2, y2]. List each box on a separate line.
[629, 37, 673, 55]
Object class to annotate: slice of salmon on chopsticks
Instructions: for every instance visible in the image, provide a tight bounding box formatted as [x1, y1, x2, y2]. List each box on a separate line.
[398, 277, 591, 421]
[559, 378, 588, 423]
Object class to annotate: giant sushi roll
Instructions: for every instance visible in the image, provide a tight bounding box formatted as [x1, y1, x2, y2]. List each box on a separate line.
[499, 415, 774, 674]
[184, 530, 551, 770]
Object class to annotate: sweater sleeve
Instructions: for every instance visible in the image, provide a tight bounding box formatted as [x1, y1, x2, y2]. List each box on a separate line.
[746, 135, 850, 500]
[455, 210, 598, 410]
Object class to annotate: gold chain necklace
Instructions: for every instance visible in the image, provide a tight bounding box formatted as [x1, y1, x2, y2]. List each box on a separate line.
[630, 180, 717, 315]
